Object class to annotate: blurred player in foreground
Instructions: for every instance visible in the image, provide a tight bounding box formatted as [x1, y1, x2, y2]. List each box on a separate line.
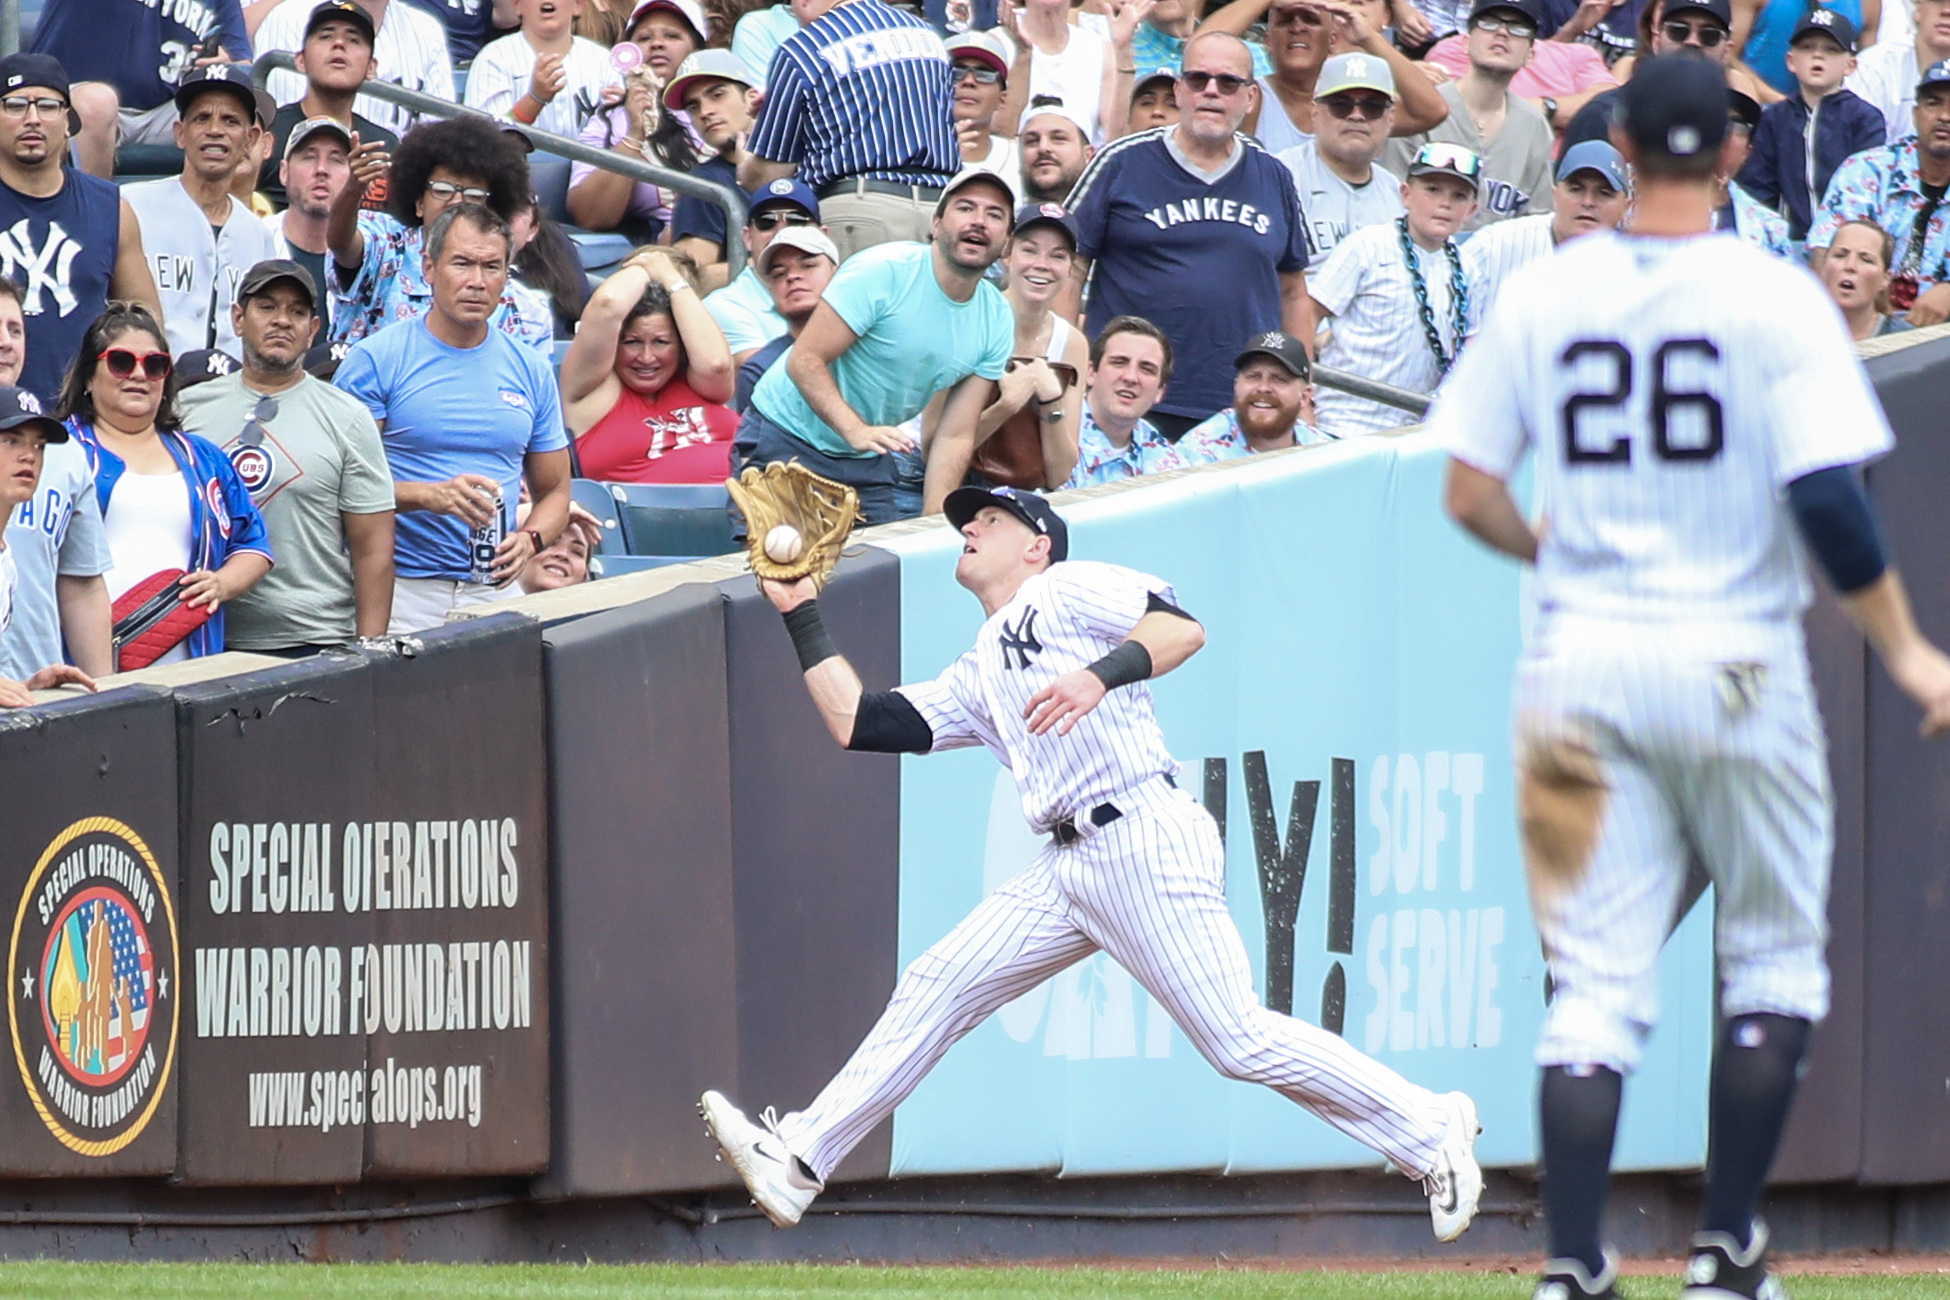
[1437, 54, 1950, 1300]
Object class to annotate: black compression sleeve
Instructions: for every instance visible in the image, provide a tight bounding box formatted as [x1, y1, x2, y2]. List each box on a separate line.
[781, 600, 839, 672]
[1786, 464, 1888, 594]
[848, 691, 935, 753]
[1086, 639, 1154, 690]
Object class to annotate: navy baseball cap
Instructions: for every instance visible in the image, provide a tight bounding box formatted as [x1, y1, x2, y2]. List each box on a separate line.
[945, 486, 1069, 562]
[175, 350, 239, 389]
[305, 0, 377, 42]
[0, 385, 66, 443]
[1790, 6, 1859, 50]
[1618, 53, 1728, 159]
[1132, 66, 1177, 98]
[1662, 0, 1733, 26]
[1469, 0, 1544, 25]
[0, 53, 70, 103]
[1917, 58, 1950, 92]
[1728, 87, 1762, 133]
[747, 177, 819, 222]
[175, 63, 259, 119]
[1556, 139, 1628, 188]
[304, 340, 353, 379]
[1013, 201, 1076, 249]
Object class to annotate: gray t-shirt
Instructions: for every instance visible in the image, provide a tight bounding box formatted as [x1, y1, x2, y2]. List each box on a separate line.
[0, 440, 112, 680]
[178, 372, 394, 650]
[1384, 80, 1554, 231]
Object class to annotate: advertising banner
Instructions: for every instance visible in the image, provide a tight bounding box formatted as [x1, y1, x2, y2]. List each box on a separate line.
[876, 434, 1713, 1179]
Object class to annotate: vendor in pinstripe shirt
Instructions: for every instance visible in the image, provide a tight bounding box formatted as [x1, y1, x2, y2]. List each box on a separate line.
[737, 0, 960, 260]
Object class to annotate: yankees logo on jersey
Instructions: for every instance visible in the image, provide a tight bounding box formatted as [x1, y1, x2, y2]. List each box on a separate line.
[997, 606, 1042, 668]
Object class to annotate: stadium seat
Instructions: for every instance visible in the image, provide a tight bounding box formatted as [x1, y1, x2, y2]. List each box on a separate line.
[532, 152, 573, 226]
[567, 231, 634, 273]
[113, 144, 186, 184]
[589, 553, 698, 578]
[570, 478, 627, 557]
[608, 482, 736, 558]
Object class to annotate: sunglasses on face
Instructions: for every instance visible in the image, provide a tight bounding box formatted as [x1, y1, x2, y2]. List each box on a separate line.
[1662, 18, 1729, 45]
[424, 180, 492, 202]
[751, 209, 814, 231]
[1180, 70, 1251, 95]
[98, 348, 172, 381]
[952, 64, 1003, 84]
[1471, 14, 1537, 36]
[237, 393, 278, 449]
[1322, 92, 1392, 120]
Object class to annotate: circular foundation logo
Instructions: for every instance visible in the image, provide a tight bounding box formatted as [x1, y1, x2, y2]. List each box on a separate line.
[9, 818, 178, 1156]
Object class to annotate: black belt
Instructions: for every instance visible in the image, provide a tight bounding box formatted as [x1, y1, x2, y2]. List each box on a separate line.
[1053, 802, 1123, 846]
[817, 177, 949, 201]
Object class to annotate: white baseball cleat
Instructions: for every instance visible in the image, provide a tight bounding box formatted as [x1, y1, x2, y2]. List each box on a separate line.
[698, 1090, 823, 1228]
[1423, 1090, 1484, 1242]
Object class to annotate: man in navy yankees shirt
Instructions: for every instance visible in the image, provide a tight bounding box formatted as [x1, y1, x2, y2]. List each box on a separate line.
[1064, 32, 1312, 440]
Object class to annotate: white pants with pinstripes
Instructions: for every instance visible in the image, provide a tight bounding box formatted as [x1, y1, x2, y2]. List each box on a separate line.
[774, 776, 1451, 1182]
[1517, 618, 1833, 1076]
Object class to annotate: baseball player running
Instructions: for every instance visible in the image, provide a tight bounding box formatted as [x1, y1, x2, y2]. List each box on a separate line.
[1436, 55, 1950, 1300]
[701, 485, 1484, 1240]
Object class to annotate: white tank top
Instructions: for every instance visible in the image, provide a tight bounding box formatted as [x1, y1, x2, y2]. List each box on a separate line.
[1044, 313, 1075, 363]
[104, 467, 195, 667]
[1028, 24, 1110, 143]
[1253, 75, 1312, 154]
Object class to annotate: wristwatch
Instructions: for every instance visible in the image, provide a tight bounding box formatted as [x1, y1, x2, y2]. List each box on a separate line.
[1541, 96, 1560, 123]
[1041, 408, 1066, 424]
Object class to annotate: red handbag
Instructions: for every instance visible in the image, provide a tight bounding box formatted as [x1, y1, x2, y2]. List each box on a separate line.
[111, 570, 212, 671]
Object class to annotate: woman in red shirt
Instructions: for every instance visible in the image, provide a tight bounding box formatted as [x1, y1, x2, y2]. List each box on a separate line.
[564, 249, 737, 482]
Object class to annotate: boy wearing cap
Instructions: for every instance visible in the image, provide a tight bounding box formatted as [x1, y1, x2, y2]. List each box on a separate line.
[1177, 331, 1329, 461]
[1810, 60, 1950, 322]
[466, 0, 624, 140]
[255, 0, 458, 137]
[1276, 52, 1406, 268]
[666, 52, 764, 293]
[743, 170, 1014, 522]
[122, 65, 279, 360]
[0, 387, 96, 707]
[258, 4, 399, 210]
[703, 179, 825, 363]
[1309, 143, 1479, 436]
[178, 260, 395, 653]
[1384, 0, 1553, 229]
[1462, 139, 1628, 327]
[1740, 10, 1886, 240]
[948, 32, 1023, 202]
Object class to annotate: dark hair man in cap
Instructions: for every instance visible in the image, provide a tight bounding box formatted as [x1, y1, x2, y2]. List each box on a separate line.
[1810, 58, 1950, 324]
[1439, 54, 1950, 1300]
[265, 118, 355, 333]
[704, 483, 1484, 1246]
[254, 0, 459, 139]
[0, 385, 97, 706]
[0, 53, 161, 403]
[122, 65, 278, 360]
[1560, 0, 1774, 150]
[1385, 0, 1555, 229]
[32, 0, 249, 179]
[177, 261, 393, 654]
[258, 3, 401, 210]
[1177, 331, 1327, 461]
[742, 170, 1016, 522]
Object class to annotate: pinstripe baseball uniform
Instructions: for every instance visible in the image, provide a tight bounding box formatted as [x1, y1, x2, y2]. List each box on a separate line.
[1310, 221, 1468, 436]
[1431, 230, 1893, 1074]
[1458, 212, 1554, 332]
[771, 559, 1456, 1182]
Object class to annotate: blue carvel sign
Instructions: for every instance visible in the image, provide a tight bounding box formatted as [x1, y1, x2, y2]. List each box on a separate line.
[875, 432, 1711, 1179]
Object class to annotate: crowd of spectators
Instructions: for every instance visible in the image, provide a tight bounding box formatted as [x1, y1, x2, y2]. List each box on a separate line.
[0, 0, 1939, 703]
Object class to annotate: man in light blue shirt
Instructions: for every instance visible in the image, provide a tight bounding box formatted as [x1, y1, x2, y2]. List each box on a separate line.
[705, 179, 823, 361]
[335, 205, 572, 634]
[743, 170, 1015, 522]
[1177, 332, 1333, 463]
[1063, 316, 1186, 488]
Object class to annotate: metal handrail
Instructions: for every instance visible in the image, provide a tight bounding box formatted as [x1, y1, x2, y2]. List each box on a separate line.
[1312, 367, 1430, 417]
[251, 51, 748, 275]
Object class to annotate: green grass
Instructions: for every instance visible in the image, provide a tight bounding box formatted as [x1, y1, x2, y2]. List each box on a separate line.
[0, 1264, 1941, 1300]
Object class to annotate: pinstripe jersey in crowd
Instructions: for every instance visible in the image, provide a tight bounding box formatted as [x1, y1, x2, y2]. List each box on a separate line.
[255, 0, 456, 137]
[1310, 221, 1467, 437]
[745, 0, 959, 192]
[897, 561, 1177, 832]
[1458, 211, 1554, 333]
[1434, 231, 1893, 631]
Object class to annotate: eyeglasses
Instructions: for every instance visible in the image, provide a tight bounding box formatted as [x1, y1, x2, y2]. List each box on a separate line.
[750, 209, 814, 231]
[1661, 18, 1729, 45]
[1180, 70, 1252, 95]
[0, 96, 66, 119]
[237, 393, 278, 449]
[1471, 14, 1537, 36]
[1322, 92, 1393, 120]
[98, 349, 173, 381]
[951, 64, 1003, 85]
[424, 180, 492, 202]
[1414, 142, 1484, 177]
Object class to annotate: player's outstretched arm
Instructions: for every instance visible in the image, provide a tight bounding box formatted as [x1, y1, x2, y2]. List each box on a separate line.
[1443, 459, 1539, 564]
[1025, 609, 1206, 736]
[761, 576, 868, 747]
[1843, 573, 1950, 737]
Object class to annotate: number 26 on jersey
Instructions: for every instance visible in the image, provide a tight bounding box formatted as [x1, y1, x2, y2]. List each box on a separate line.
[1559, 337, 1726, 465]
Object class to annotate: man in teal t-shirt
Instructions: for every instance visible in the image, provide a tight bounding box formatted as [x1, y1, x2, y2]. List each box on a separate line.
[744, 171, 1015, 524]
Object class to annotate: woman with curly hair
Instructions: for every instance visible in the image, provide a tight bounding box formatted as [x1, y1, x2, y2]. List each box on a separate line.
[59, 304, 272, 665]
[324, 115, 551, 351]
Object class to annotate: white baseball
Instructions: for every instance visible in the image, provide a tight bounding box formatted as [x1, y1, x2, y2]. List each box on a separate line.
[764, 524, 804, 564]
